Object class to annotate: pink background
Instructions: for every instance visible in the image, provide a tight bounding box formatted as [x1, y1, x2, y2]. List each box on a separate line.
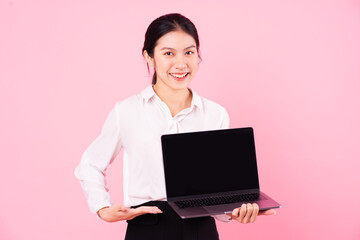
[1, 0, 360, 239]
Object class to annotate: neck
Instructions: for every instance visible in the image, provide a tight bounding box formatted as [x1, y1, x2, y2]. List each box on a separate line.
[153, 83, 192, 116]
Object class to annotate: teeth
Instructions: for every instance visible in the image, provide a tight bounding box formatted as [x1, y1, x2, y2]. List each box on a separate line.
[170, 73, 188, 78]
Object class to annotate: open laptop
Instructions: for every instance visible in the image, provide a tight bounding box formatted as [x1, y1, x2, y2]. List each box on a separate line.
[161, 127, 281, 219]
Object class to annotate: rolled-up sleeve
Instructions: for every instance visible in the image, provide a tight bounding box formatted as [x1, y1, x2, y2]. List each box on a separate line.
[74, 103, 122, 214]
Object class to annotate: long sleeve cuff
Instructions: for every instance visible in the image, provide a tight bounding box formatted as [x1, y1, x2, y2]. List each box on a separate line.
[76, 179, 113, 214]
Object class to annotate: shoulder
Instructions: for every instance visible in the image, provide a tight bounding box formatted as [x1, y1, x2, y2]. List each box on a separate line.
[112, 86, 150, 111]
[114, 94, 140, 109]
[193, 92, 230, 128]
[196, 93, 228, 115]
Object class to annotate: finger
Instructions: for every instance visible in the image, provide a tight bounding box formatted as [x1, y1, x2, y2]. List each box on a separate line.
[242, 203, 254, 224]
[235, 204, 247, 222]
[259, 209, 277, 216]
[250, 203, 259, 223]
[231, 207, 240, 220]
[137, 206, 163, 214]
[145, 206, 162, 213]
[127, 207, 161, 220]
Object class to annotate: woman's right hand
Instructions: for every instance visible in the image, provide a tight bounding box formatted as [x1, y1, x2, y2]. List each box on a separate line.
[97, 204, 163, 222]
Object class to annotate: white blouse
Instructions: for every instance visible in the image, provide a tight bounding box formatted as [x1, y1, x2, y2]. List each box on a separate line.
[75, 85, 230, 215]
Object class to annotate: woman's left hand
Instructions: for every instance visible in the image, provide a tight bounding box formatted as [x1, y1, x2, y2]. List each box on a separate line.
[227, 203, 276, 224]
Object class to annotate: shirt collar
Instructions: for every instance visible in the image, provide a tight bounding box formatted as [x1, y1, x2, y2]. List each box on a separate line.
[140, 85, 204, 112]
[140, 85, 156, 102]
[189, 89, 203, 112]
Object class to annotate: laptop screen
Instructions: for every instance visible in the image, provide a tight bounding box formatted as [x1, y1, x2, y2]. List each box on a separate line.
[161, 127, 260, 199]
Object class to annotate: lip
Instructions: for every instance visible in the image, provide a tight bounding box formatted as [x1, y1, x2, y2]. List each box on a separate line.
[169, 72, 190, 81]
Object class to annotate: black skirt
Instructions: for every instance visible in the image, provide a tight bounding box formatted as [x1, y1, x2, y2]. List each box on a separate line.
[125, 201, 219, 240]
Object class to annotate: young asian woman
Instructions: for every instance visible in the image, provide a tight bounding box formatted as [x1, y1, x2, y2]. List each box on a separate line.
[75, 13, 276, 240]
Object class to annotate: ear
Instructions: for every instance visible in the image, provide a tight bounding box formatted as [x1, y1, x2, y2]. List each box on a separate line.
[143, 50, 154, 67]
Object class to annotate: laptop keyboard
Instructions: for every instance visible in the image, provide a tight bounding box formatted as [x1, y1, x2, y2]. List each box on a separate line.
[175, 193, 261, 209]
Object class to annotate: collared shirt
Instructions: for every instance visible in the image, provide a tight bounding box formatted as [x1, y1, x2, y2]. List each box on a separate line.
[74, 85, 230, 215]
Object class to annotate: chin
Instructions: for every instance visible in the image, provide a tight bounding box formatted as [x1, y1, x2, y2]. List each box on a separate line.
[170, 81, 192, 91]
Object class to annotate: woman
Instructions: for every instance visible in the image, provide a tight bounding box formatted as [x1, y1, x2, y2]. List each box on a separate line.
[75, 13, 275, 240]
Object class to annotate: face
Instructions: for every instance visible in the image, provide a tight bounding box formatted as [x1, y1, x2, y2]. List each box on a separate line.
[145, 30, 199, 91]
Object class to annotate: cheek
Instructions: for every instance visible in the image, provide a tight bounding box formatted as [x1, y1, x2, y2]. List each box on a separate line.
[154, 58, 172, 73]
[190, 59, 199, 70]
[189, 55, 199, 64]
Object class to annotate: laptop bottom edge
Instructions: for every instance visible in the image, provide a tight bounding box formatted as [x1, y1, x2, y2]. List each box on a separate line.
[168, 191, 281, 219]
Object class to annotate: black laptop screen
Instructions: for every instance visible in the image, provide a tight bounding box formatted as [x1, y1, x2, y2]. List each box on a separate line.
[161, 127, 260, 199]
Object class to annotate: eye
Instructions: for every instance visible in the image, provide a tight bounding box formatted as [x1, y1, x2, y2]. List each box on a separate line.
[186, 51, 194, 55]
[164, 52, 173, 56]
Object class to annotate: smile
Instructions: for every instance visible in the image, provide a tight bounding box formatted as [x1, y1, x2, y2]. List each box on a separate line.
[169, 72, 189, 79]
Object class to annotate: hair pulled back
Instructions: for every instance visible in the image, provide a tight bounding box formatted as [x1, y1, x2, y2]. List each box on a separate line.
[142, 13, 200, 85]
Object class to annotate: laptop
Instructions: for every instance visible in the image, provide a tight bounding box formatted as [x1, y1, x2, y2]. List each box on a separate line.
[161, 127, 281, 219]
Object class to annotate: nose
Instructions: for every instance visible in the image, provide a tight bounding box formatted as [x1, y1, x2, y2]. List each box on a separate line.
[174, 54, 187, 69]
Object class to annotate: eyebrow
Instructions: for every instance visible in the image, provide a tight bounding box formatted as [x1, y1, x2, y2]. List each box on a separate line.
[160, 45, 196, 51]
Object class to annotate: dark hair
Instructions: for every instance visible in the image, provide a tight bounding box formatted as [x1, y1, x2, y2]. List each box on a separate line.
[142, 13, 201, 85]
